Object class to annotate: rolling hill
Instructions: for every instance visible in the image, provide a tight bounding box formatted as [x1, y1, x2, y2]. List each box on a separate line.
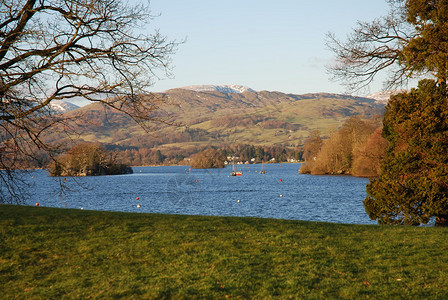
[45, 86, 385, 153]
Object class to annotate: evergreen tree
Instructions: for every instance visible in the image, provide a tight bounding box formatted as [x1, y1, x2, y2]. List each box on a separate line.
[364, 80, 448, 225]
[329, 0, 448, 225]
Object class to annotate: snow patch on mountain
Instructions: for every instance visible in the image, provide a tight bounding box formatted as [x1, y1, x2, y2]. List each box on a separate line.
[180, 85, 256, 94]
[49, 100, 80, 113]
[365, 90, 407, 105]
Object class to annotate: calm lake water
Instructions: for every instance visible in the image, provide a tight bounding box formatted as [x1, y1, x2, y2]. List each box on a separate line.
[22, 163, 377, 225]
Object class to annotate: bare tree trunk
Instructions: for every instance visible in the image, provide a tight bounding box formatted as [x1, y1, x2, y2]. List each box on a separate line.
[0, 0, 180, 202]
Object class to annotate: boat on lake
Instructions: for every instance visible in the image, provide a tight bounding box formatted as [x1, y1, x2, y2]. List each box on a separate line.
[231, 159, 242, 176]
[260, 161, 266, 174]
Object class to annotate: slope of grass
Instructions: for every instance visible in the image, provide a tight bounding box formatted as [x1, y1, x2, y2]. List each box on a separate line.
[48, 91, 384, 149]
[1, 204, 447, 298]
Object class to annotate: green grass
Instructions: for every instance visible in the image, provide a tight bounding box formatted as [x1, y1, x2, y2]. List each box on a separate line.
[56, 93, 381, 149]
[1, 204, 448, 299]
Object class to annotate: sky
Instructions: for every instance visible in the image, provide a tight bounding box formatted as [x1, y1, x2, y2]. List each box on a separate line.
[146, 0, 392, 96]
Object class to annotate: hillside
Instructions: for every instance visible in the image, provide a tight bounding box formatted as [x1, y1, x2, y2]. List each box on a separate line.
[43, 87, 384, 152]
[49, 100, 80, 114]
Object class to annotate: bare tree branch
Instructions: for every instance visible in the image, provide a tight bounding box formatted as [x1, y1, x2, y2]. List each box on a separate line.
[0, 0, 181, 203]
[326, 0, 420, 93]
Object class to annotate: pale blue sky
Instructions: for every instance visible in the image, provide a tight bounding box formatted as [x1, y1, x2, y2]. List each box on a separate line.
[147, 0, 392, 95]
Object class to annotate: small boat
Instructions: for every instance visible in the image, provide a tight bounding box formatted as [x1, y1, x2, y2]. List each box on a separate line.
[231, 159, 242, 176]
[260, 161, 266, 174]
[231, 170, 243, 176]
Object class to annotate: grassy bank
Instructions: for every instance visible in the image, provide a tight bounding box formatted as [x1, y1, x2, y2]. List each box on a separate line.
[1, 205, 448, 299]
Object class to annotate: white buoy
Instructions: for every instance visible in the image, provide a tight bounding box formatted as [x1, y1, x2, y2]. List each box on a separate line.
[280, 194, 283, 197]
[237, 199, 241, 203]
[137, 204, 141, 208]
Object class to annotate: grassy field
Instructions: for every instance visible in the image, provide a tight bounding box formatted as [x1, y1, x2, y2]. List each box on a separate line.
[1, 204, 448, 299]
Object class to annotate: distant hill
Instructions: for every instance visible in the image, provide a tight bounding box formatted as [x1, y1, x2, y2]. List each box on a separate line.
[49, 100, 80, 114]
[179, 84, 256, 94]
[43, 87, 385, 152]
[365, 90, 407, 105]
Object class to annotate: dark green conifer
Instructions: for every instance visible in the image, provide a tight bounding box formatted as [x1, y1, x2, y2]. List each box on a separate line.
[364, 80, 448, 225]
[329, 0, 448, 225]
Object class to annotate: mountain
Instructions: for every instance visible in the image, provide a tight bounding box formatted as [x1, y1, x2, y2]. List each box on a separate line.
[365, 90, 407, 105]
[49, 100, 80, 113]
[179, 84, 256, 94]
[44, 87, 385, 152]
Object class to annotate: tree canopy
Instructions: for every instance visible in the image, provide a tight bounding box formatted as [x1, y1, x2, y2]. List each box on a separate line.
[327, 0, 448, 92]
[48, 143, 132, 176]
[0, 0, 179, 202]
[364, 80, 448, 225]
[299, 117, 386, 177]
[403, 0, 448, 86]
[190, 148, 227, 169]
[329, 0, 448, 226]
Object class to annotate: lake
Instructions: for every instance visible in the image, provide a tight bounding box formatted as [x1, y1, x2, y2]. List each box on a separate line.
[22, 163, 377, 225]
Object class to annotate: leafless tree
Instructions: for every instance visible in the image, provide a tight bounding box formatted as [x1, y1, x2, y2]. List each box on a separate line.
[326, 0, 418, 93]
[0, 0, 180, 203]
